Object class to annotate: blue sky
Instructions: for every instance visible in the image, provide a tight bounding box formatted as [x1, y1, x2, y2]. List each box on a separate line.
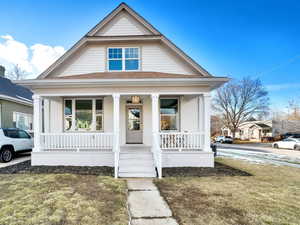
[0, 0, 299, 109]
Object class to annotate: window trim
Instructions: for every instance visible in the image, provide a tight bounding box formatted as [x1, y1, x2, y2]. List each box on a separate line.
[63, 97, 104, 132]
[107, 47, 141, 72]
[159, 96, 180, 132]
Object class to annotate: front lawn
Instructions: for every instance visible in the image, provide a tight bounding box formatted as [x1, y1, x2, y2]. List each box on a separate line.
[155, 158, 300, 225]
[0, 174, 128, 225]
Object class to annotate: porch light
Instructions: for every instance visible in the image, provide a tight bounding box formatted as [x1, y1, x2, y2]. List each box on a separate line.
[131, 96, 141, 104]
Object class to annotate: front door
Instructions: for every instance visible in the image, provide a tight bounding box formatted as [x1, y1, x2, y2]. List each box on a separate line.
[126, 105, 143, 144]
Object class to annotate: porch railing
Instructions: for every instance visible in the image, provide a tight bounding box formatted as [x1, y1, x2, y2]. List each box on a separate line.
[159, 132, 204, 151]
[40, 133, 114, 151]
[152, 132, 162, 179]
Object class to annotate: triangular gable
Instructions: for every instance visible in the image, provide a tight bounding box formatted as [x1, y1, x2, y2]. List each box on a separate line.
[38, 3, 211, 79]
[87, 3, 160, 36]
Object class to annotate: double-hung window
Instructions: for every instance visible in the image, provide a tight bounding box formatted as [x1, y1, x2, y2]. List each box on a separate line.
[108, 47, 139, 71]
[160, 98, 180, 131]
[64, 98, 104, 132]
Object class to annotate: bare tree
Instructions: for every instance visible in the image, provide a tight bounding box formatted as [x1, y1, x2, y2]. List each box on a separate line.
[6, 64, 28, 80]
[213, 77, 269, 139]
[286, 99, 300, 120]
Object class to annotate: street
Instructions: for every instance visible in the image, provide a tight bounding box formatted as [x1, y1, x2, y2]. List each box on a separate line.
[217, 143, 300, 168]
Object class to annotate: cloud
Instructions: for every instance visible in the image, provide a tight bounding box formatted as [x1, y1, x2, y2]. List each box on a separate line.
[266, 83, 300, 91]
[0, 35, 65, 79]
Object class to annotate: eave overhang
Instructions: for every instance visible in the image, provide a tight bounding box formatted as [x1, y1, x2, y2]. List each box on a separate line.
[15, 77, 229, 90]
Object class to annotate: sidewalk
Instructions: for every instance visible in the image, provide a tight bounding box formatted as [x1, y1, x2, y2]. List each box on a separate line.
[127, 179, 178, 225]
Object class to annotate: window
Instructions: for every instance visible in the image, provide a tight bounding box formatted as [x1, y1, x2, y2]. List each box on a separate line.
[13, 112, 33, 131]
[108, 47, 139, 71]
[160, 98, 179, 131]
[18, 130, 31, 139]
[64, 98, 103, 132]
[64, 100, 72, 131]
[3, 129, 18, 138]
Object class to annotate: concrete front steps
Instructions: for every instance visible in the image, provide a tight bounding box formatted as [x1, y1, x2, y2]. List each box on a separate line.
[118, 146, 157, 178]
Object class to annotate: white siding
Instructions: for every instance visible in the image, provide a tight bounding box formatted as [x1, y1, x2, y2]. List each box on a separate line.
[49, 97, 63, 132]
[162, 152, 214, 167]
[94, 11, 152, 36]
[32, 152, 114, 166]
[142, 43, 197, 75]
[54, 45, 106, 77]
[180, 96, 199, 132]
[50, 42, 199, 77]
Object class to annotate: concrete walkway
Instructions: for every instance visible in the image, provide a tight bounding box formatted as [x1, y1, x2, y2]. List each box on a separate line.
[127, 179, 179, 225]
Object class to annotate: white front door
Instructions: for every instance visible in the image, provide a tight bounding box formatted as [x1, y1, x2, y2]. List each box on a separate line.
[126, 105, 143, 144]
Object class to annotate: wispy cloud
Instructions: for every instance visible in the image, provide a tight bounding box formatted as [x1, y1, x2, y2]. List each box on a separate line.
[266, 83, 300, 91]
[0, 35, 65, 79]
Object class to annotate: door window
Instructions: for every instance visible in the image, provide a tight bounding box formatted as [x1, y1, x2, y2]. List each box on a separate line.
[128, 108, 141, 131]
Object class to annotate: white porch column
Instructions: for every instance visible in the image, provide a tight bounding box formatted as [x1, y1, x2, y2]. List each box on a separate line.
[33, 95, 42, 152]
[113, 93, 120, 151]
[151, 93, 160, 134]
[203, 93, 211, 151]
[43, 98, 50, 133]
[113, 94, 120, 178]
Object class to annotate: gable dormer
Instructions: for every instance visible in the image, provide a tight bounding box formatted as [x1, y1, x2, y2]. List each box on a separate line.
[38, 3, 211, 79]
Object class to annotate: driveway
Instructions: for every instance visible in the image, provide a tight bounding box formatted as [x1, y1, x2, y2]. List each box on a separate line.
[217, 143, 300, 168]
[0, 152, 31, 168]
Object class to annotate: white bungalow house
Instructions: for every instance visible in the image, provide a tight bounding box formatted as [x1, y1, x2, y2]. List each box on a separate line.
[17, 3, 228, 178]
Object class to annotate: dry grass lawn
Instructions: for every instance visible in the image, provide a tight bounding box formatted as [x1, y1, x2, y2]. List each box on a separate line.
[155, 158, 300, 225]
[0, 174, 128, 225]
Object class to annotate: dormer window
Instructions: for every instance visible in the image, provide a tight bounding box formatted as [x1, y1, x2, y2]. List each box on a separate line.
[108, 47, 140, 71]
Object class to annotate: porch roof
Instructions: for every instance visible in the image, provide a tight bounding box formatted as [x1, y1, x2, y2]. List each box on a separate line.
[52, 72, 208, 79]
[15, 74, 229, 91]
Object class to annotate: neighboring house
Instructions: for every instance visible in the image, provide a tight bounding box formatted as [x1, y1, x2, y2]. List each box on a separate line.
[16, 3, 228, 178]
[222, 121, 272, 141]
[222, 120, 300, 141]
[0, 68, 33, 132]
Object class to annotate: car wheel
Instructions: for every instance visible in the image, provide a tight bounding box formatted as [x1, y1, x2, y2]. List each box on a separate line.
[273, 144, 279, 149]
[0, 148, 14, 163]
[220, 140, 224, 143]
[294, 145, 300, 150]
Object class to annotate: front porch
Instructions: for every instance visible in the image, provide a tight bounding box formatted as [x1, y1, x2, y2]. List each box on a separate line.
[32, 92, 213, 178]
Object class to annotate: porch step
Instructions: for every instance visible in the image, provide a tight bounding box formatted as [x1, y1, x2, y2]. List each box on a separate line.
[119, 160, 154, 167]
[118, 149, 157, 178]
[118, 172, 157, 178]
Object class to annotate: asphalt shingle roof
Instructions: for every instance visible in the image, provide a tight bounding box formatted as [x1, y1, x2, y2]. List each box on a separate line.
[0, 76, 32, 102]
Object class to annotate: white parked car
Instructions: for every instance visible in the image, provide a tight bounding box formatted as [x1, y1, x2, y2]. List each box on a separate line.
[0, 128, 33, 162]
[215, 136, 233, 144]
[272, 138, 300, 150]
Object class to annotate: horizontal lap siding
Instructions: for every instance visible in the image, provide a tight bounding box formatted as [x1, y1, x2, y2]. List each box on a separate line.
[142, 43, 198, 75]
[95, 11, 152, 36]
[55, 46, 105, 77]
[0, 100, 33, 128]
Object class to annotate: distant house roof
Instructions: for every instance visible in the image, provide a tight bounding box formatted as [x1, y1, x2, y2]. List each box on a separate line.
[255, 123, 271, 129]
[0, 77, 33, 106]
